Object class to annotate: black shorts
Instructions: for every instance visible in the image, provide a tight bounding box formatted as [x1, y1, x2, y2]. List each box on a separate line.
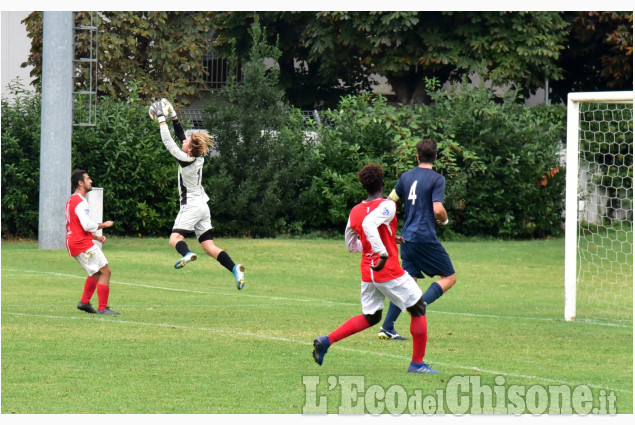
[400, 240, 455, 280]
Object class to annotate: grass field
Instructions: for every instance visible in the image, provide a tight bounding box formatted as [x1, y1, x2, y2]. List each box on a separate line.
[1, 237, 632, 414]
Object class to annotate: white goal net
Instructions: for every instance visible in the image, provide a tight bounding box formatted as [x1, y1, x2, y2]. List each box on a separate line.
[564, 91, 633, 323]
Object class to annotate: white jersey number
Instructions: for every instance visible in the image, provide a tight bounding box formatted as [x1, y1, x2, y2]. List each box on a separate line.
[408, 181, 418, 205]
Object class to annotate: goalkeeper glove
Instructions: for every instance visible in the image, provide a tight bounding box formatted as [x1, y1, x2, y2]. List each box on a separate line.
[148, 100, 165, 123]
[161, 98, 177, 119]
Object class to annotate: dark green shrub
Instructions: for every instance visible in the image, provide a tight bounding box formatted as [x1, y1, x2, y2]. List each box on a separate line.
[310, 84, 566, 238]
[306, 93, 399, 229]
[425, 83, 566, 238]
[204, 18, 317, 237]
[71, 97, 177, 236]
[1, 81, 41, 238]
[1, 88, 180, 239]
[1, 79, 567, 240]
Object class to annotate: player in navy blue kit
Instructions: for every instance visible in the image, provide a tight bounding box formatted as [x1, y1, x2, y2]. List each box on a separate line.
[378, 138, 457, 340]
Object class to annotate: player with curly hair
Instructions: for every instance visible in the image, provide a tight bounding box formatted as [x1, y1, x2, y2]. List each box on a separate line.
[312, 163, 437, 373]
[149, 99, 245, 290]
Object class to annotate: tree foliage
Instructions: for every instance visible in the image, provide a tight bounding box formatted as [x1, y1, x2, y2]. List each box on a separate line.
[209, 11, 370, 109]
[305, 11, 568, 105]
[204, 18, 317, 237]
[21, 11, 214, 104]
[211, 11, 568, 106]
[21, 11, 631, 109]
[551, 11, 633, 102]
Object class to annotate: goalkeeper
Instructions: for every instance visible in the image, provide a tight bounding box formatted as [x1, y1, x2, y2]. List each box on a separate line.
[378, 138, 457, 340]
[149, 99, 245, 290]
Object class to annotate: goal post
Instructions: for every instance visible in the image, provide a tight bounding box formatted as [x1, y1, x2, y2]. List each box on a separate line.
[564, 91, 633, 322]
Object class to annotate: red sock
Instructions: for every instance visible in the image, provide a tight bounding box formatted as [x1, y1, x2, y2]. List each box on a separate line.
[96, 284, 110, 311]
[80, 276, 98, 304]
[327, 315, 371, 344]
[410, 315, 428, 363]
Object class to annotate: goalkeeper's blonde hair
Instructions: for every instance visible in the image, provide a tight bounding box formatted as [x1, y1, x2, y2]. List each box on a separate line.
[190, 132, 213, 157]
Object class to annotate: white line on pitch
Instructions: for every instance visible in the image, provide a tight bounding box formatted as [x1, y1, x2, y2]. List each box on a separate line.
[4, 268, 633, 328]
[3, 311, 632, 396]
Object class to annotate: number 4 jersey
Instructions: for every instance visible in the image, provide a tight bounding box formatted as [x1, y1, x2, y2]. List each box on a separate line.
[394, 167, 445, 243]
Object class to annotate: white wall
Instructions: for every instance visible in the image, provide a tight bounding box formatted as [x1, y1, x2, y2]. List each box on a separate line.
[1, 11, 35, 99]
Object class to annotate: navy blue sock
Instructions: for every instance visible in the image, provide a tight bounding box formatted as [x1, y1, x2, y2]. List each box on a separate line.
[175, 240, 190, 257]
[381, 302, 402, 331]
[423, 282, 444, 306]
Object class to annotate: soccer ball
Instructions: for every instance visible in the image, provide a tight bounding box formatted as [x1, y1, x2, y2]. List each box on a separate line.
[148, 99, 175, 122]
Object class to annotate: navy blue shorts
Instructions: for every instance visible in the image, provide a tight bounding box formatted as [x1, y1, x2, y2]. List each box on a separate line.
[400, 241, 455, 280]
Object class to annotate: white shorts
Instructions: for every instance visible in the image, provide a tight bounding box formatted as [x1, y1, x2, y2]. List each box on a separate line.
[360, 272, 423, 315]
[172, 203, 213, 238]
[74, 245, 108, 276]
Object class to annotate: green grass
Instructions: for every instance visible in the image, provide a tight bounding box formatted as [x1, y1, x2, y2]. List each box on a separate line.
[577, 226, 634, 321]
[1, 237, 632, 414]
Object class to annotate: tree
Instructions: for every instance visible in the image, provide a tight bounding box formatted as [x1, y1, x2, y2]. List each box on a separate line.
[204, 17, 317, 237]
[209, 11, 370, 109]
[551, 11, 633, 103]
[304, 11, 568, 105]
[21, 11, 214, 104]
[210, 11, 568, 106]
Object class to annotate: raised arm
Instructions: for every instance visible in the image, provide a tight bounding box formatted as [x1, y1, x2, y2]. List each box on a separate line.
[159, 123, 194, 163]
[172, 118, 187, 143]
[150, 99, 193, 163]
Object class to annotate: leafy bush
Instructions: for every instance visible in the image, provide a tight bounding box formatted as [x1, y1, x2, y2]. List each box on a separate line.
[1, 78, 567, 240]
[71, 97, 178, 236]
[204, 18, 317, 237]
[1, 81, 42, 238]
[309, 83, 566, 238]
[2, 84, 180, 238]
[425, 83, 566, 238]
[305, 90, 484, 235]
[306, 93, 400, 229]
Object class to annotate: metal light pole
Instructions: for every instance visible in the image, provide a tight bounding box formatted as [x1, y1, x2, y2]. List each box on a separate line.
[38, 11, 74, 249]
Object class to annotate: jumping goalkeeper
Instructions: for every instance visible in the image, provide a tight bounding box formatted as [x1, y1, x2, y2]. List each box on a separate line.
[149, 99, 245, 290]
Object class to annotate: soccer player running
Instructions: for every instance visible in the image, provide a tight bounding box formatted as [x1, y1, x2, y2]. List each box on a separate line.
[378, 138, 457, 340]
[66, 170, 119, 315]
[149, 99, 245, 290]
[313, 163, 437, 373]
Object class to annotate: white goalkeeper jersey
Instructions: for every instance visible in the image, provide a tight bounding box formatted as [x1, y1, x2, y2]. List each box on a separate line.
[160, 123, 209, 206]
